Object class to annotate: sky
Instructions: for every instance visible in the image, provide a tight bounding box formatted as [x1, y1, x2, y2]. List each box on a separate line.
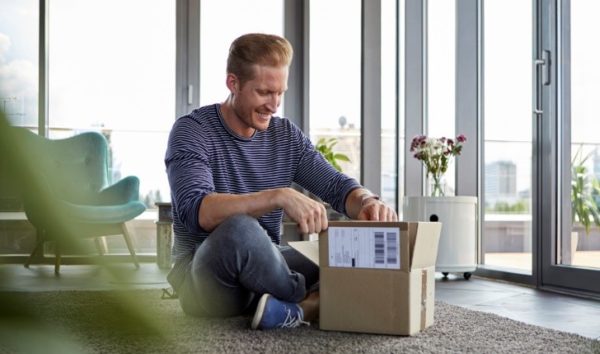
[0, 0, 37, 126]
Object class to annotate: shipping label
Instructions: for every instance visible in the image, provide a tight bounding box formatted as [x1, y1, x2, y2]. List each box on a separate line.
[328, 227, 400, 269]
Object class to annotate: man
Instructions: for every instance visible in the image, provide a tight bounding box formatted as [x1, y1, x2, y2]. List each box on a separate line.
[165, 33, 397, 330]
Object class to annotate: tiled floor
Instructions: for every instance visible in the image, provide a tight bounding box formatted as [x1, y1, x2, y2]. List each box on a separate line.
[1, 262, 599, 340]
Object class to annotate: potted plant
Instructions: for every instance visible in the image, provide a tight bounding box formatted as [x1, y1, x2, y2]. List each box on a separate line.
[570, 147, 600, 257]
[315, 137, 351, 172]
[314, 137, 351, 221]
[410, 134, 466, 196]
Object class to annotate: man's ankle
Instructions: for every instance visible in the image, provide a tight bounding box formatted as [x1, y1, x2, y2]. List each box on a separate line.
[299, 291, 319, 322]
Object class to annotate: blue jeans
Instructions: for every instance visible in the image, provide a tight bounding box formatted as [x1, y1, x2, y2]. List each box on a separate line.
[178, 214, 319, 317]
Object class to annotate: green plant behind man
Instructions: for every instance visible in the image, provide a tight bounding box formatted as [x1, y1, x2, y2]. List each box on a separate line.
[315, 137, 351, 172]
[571, 146, 600, 235]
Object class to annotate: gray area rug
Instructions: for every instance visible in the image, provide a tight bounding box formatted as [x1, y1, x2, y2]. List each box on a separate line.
[0, 289, 598, 354]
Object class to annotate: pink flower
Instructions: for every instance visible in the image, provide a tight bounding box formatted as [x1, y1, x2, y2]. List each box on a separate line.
[410, 134, 467, 178]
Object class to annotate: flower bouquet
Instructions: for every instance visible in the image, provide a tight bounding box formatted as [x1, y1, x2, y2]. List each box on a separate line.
[410, 134, 467, 196]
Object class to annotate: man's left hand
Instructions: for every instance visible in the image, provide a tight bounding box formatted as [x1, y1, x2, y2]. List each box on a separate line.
[356, 198, 398, 221]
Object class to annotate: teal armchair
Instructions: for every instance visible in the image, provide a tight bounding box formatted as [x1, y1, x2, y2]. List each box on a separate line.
[8, 127, 146, 274]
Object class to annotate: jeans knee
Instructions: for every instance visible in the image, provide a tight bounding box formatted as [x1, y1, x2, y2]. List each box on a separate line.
[214, 214, 271, 250]
[222, 214, 260, 230]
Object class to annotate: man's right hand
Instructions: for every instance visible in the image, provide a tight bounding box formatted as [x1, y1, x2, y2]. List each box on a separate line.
[278, 188, 328, 235]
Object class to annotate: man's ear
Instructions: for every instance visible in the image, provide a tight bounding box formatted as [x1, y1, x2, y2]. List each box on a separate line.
[225, 73, 239, 94]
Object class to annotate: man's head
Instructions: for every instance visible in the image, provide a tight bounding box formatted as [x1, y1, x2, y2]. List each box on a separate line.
[222, 33, 293, 137]
[226, 33, 293, 87]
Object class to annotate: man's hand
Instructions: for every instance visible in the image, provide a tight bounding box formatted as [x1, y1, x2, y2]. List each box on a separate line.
[345, 188, 398, 221]
[356, 197, 398, 221]
[278, 188, 328, 234]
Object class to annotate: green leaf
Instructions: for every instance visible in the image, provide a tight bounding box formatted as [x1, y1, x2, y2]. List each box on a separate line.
[334, 153, 350, 162]
[571, 145, 600, 235]
[314, 137, 351, 172]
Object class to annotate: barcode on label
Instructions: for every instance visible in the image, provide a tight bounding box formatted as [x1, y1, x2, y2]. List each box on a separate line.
[374, 232, 385, 264]
[386, 232, 398, 264]
[328, 227, 400, 269]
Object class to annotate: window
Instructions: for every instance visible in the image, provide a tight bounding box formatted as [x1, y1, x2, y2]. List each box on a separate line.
[427, 0, 456, 195]
[567, 0, 600, 270]
[309, 0, 362, 182]
[48, 0, 176, 254]
[381, 0, 399, 207]
[0, 0, 38, 128]
[199, 0, 284, 111]
[0, 0, 38, 255]
[483, 0, 532, 273]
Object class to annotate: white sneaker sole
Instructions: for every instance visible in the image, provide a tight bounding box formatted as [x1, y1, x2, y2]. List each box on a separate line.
[251, 293, 271, 330]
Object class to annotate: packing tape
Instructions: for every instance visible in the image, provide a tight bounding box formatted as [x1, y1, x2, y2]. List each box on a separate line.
[420, 269, 427, 330]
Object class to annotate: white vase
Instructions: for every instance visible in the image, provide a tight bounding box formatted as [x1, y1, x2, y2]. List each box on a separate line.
[427, 174, 447, 197]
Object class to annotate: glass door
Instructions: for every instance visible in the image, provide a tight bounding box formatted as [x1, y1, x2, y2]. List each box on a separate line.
[482, 0, 533, 274]
[540, 0, 600, 293]
[564, 0, 600, 271]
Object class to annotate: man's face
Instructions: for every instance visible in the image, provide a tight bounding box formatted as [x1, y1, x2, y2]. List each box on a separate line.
[228, 65, 288, 137]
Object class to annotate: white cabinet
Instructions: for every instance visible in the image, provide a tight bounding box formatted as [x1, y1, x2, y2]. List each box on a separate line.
[403, 196, 478, 279]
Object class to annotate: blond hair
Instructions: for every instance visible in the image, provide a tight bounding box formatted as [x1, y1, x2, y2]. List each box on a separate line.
[227, 33, 293, 86]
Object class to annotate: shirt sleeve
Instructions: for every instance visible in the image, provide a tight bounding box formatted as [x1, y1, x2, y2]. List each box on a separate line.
[292, 130, 361, 216]
[164, 116, 214, 234]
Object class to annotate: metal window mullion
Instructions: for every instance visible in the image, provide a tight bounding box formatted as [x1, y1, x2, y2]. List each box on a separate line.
[302, 0, 310, 134]
[538, 0, 556, 287]
[175, 0, 187, 119]
[188, 0, 200, 110]
[284, 0, 308, 132]
[39, 0, 48, 136]
[361, 0, 382, 194]
[456, 0, 482, 265]
[176, 0, 200, 119]
[557, 0, 570, 272]
[404, 0, 426, 196]
[455, 0, 479, 198]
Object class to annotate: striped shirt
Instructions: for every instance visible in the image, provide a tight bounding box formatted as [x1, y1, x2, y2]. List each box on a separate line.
[164, 103, 360, 290]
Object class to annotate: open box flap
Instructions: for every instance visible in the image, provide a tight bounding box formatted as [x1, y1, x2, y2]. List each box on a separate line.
[288, 240, 319, 266]
[410, 222, 442, 269]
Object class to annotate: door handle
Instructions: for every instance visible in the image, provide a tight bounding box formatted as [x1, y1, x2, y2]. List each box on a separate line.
[533, 50, 551, 115]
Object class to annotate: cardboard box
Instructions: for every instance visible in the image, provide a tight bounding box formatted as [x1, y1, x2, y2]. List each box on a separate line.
[289, 221, 441, 336]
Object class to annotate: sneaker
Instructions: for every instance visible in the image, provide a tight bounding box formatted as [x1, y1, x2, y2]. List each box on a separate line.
[251, 293, 308, 330]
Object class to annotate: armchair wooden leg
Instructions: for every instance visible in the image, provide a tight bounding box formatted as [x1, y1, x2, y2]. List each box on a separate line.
[54, 241, 61, 275]
[94, 236, 109, 256]
[121, 222, 140, 269]
[25, 239, 44, 269]
[26, 229, 47, 269]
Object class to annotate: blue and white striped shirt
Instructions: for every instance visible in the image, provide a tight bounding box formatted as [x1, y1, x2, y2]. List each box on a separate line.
[164, 104, 360, 289]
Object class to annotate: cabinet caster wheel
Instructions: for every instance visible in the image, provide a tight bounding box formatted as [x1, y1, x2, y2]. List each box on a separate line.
[442, 272, 449, 278]
[463, 272, 472, 280]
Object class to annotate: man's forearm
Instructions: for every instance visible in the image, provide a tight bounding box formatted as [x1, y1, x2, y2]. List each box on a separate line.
[198, 189, 282, 232]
